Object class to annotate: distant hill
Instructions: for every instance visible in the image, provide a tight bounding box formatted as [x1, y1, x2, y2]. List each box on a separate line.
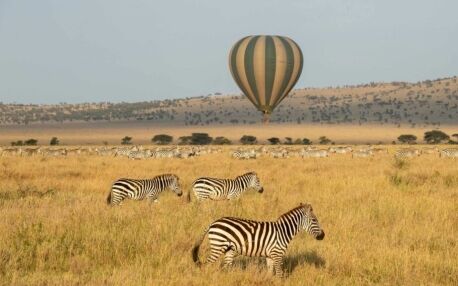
[1, 76, 457, 127]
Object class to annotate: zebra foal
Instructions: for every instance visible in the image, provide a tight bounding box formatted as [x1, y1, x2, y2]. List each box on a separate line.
[191, 203, 325, 277]
[107, 174, 182, 206]
[188, 172, 263, 202]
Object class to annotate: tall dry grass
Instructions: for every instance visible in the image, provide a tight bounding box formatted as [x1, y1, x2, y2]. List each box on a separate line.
[0, 147, 457, 285]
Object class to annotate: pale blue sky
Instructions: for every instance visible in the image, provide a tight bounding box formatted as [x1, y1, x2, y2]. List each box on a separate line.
[0, 0, 457, 104]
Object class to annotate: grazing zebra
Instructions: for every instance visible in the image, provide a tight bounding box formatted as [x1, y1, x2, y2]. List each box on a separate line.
[352, 150, 373, 158]
[191, 203, 325, 277]
[151, 148, 180, 158]
[270, 150, 289, 158]
[107, 174, 182, 206]
[188, 172, 263, 202]
[394, 148, 420, 159]
[128, 149, 152, 160]
[231, 150, 259, 159]
[114, 146, 138, 157]
[439, 148, 458, 158]
[301, 149, 328, 158]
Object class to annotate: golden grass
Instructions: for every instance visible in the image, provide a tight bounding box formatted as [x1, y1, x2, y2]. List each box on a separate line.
[0, 146, 457, 285]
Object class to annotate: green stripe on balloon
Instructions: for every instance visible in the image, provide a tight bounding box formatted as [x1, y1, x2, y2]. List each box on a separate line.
[273, 37, 295, 108]
[244, 36, 261, 108]
[230, 37, 257, 107]
[264, 36, 276, 108]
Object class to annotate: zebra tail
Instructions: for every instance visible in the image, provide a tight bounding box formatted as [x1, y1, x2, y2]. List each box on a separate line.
[187, 190, 192, 203]
[106, 191, 112, 205]
[192, 226, 209, 266]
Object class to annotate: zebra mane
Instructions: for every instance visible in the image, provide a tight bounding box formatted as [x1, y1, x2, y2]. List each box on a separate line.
[155, 174, 179, 181]
[277, 203, 308, 221]
[236, 172, 256, 179]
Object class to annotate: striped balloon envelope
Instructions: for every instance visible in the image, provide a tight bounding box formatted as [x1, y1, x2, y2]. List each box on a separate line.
[229, 35, 303, 123]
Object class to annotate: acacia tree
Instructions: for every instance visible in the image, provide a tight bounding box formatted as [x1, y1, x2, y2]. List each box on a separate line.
[397, 134, 417, 144]
[50, 137, 59, 146]
[319, 136, 331, 145]
[268, 137, 280, 145]
[152, 134, 173, 145]
[121, 136, 133, 145]
[240, 135, 257, 145]
[424, 130, 449, 144]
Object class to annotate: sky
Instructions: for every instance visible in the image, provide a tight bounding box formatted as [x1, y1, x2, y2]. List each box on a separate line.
[0, 0, 457, 104]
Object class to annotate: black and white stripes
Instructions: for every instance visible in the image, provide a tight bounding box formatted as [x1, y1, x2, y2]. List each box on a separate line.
[189, 172, 264, 201]
[191, 203, 325, 277]
[107, 174, 182, 206]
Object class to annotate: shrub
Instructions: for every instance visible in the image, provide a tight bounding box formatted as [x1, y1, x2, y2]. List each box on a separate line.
[302, 138, 312, 145]
[240, 135, 257, 145]
[284, 137, 293, 145]
[268, 137, 280, 145]
[424, 130, 449, 144]
[121, 136, 132, 145]
[191, 133, 213, 145]
[11, 140, 24, 146]
[319, 136, 331, 145]
[24, 139, 38, 146]
[50, 137, 59, 146]
[397, 134, 417, 144]
[152, 134, 173, 145]
[213, 137, 232, 145]
[294, 139, 302, 145]
[178, 136, 192, 145]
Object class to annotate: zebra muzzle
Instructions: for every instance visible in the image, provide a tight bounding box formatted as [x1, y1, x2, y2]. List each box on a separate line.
[258, 187, 264, 193]
[316, 231, 325, 240]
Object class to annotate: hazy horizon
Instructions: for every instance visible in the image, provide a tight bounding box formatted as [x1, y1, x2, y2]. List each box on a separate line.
[1, 0, 457, 104]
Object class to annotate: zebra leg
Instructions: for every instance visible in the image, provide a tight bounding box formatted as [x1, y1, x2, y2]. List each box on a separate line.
[272, 256, 284, 277]
[205, 245, 228, 264]
[222, 249, 236, 268]
[266, 257, 274, 274]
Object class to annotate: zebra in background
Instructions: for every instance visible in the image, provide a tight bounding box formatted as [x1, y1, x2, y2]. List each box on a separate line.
[439, 148, 458, 158]
[114, 146, 138, 157]
[191, 203, 325, 277]
[151, 148, 180, 158]
[352, 150, 373, 158]
[107, 174, 182, 206]
[231, 150, 259, 159]
[188, 172, 263, 202]
[301, 149, 329, 158]
[128, 149, 152, 160]
[394, 148, 420, 159]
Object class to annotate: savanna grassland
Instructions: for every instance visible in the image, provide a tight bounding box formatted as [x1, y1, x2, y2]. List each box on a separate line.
[0, 147, 457, 285]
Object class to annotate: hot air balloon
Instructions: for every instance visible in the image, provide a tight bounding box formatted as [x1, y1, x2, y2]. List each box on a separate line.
[229, 35, 303, 123]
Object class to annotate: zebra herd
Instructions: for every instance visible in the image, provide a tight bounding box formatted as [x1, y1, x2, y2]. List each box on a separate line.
[1, 145, 457, 160]
[106, 172, 324, 277]
[229, 146, 458, 160]
[0, 145, 222, 159]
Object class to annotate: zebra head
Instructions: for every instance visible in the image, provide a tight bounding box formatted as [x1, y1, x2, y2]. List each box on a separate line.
[246, 172, 264, 193]
[169, 175, 183, 197]
[300, 203, 325, 240]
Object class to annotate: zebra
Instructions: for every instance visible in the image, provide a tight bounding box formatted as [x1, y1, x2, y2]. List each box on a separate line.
[107, 174, 182, 206]
[439, 148, 458, 158]
[231, 150, 259, 159]
[270, 149, 289, 158]
[128, 149, 152, 160]
[188, 172, 263, 202]
[394, 148, 420, 159]
[301, 149, 328, 158]
[191, 203, 325, 277]
[151, 148, 180, 158]
[422, 146, 439, 154]
[352, 150, 373, 158]
[114, 146, 138, 157]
